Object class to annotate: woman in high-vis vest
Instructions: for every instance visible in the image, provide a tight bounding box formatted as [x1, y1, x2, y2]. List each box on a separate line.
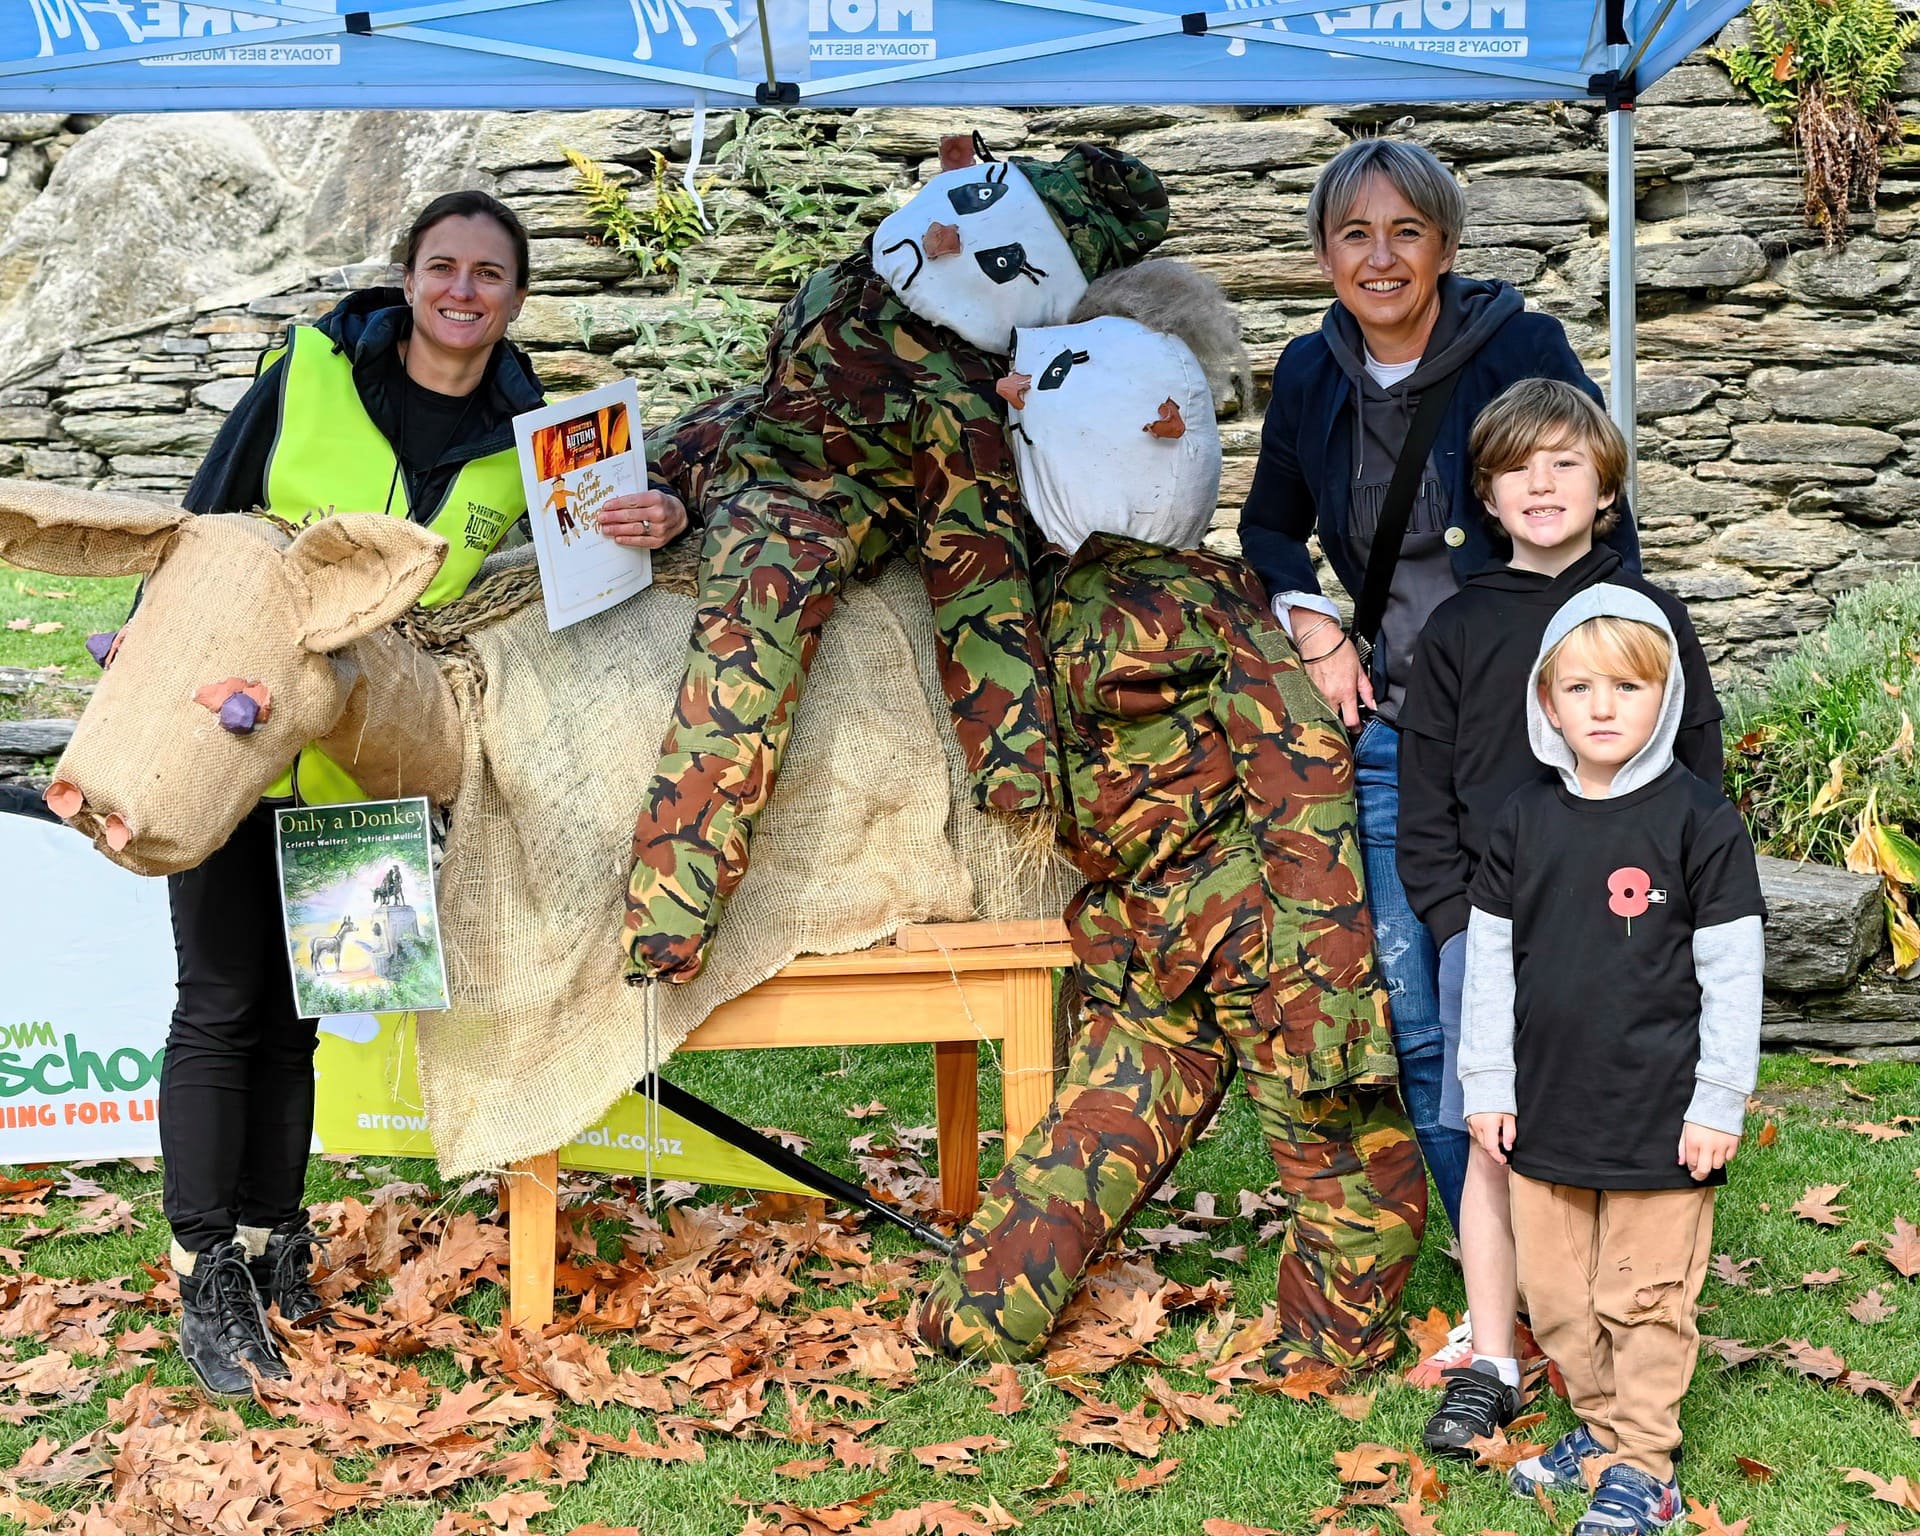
[152, 191, 600, 1398]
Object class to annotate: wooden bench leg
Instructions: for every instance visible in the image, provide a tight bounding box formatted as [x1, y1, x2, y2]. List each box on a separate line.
[933, 1040, 980, 1221]
[1002, 969, 1056, 1153]
[505, 1151, 558, 1330]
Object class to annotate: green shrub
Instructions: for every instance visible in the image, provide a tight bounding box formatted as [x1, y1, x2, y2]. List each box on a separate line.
[1715, 0, 1920, 245]
[1725, 573, 1920, 865]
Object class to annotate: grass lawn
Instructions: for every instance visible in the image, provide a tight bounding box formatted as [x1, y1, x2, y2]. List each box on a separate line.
[1, 1045, 1917, 1535]
[0, 566, 135, 723]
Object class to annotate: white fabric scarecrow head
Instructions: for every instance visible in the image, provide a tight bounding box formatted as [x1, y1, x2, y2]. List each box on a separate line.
[873, 159, 1087, 354]
[1002, 315, 1221, 556]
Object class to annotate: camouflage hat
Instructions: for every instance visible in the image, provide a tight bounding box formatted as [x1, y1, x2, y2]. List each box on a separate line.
[1017, 143, 1171, 280]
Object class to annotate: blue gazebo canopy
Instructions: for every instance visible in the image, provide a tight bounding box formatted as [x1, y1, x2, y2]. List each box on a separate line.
[2, 0, 1742, 114]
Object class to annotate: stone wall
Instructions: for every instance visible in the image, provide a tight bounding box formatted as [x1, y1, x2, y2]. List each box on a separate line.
[3, 27, 1920, 681]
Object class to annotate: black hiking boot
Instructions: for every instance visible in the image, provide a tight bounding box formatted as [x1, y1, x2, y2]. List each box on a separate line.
[1421, 1362, 1525, 1456]
[248, 1217, 328, 1326]
[177, 1240, 289, 1399]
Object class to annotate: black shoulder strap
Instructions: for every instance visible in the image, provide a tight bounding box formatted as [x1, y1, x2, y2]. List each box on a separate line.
[1349, 368, 1462, 648]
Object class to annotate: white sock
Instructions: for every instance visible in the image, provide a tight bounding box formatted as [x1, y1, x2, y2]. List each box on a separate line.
[169, 1239, 196, 1276]
[236, 1224, 273, 1259]
[1472, 1353, 1522, 1389]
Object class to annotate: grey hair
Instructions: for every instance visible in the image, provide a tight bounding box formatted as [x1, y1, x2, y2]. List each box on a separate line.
[1308, 137, 1466, 256]
[1069, 259, 1253, 413]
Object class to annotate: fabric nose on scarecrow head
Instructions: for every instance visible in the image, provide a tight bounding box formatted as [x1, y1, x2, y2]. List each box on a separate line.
[1005, 315, 1220, 557]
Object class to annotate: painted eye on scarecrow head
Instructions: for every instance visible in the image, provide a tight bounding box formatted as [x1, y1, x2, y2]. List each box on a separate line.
[975, 242, 1044, 286]
[1037, 348, 1090, 392]
[946, 162, 1011, 216]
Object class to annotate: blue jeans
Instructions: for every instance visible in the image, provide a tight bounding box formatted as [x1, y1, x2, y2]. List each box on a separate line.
[1353, 717, 1469, 1232]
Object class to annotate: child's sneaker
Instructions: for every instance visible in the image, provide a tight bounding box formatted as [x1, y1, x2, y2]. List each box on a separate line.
[1421, 1362, 1524, 1455]
[1508, 1424, 1611, 1495]
[1572, 1463, 1683, 1534]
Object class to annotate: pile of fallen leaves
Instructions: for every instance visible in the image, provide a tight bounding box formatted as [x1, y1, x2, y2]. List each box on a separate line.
[0, 1161, 1344, 1536]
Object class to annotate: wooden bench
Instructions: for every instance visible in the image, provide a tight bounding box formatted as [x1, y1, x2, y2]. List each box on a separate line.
[503, 922, 1075, 1327]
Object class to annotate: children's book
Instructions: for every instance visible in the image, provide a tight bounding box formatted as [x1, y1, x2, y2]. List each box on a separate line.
[513, 379, 652, 631]
[274, 798, 450, 1019]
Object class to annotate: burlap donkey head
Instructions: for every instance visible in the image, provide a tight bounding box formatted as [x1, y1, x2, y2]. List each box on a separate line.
[0, 483, 445, 875]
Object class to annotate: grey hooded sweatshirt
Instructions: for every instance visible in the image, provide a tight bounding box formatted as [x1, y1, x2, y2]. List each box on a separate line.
[1321, 276, 1523, 722]
[1456, 585, 1767, 1189]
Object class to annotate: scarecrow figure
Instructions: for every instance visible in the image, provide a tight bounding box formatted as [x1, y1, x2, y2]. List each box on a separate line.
[916, 267, 1427, 1374]
[624, 135, 1170, 983]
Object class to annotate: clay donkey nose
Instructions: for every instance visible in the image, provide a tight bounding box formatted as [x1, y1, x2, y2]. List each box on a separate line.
[996, 371, 1032, 409]
[193, 678, 273, 735]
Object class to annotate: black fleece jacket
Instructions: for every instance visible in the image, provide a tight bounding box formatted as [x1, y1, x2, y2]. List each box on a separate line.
[1395, 544, 1724, 947]
[182, 286, 546, 519]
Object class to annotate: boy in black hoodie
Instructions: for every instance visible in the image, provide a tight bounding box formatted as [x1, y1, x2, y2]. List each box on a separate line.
[1396, 379, 1722, 1451]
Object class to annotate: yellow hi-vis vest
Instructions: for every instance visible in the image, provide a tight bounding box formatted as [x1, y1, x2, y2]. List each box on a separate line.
[261, 325, 527, 804]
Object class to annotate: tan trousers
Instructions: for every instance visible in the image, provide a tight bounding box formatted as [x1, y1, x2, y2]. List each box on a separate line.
[1510, 1174, 1717, 1482]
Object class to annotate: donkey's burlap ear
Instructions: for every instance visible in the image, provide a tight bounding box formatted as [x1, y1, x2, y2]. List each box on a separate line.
[0, 481, 188, 577]
[283, 514, 448, 653]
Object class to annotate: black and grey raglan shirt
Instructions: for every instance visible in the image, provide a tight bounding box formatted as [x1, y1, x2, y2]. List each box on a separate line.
[1457, 585, 1766, 1190]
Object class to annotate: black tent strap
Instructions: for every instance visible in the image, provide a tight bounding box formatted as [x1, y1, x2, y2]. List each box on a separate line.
[1588, 66, 1636, 109]
[1604, 0, 1629, 47]
[755, 79, 799, 104]
[345, 10, 372, 34]
[1181, 12, 1207, 35]
[647, 1075, 955, 1253]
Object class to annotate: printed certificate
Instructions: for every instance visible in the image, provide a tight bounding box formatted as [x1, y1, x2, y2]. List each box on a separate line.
[512, 379, 652, 630]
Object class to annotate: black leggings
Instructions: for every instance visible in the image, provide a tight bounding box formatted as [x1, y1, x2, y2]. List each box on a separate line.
[160, 804, 318, 1255]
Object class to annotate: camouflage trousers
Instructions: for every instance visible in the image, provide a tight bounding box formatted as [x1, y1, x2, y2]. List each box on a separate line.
[916, 922, 1426, 1369]
[625, 399, 899, 982]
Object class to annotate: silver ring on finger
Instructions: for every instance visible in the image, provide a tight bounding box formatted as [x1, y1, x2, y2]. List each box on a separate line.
[640, 519, 651, 534]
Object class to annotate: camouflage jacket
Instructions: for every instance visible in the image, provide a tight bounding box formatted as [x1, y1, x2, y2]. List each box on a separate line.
[1043, 534, 1396, 1092]
[673, 247, 1060, 816]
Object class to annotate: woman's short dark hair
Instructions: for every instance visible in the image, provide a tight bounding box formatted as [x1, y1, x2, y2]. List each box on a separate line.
[396, 190, 530, 289]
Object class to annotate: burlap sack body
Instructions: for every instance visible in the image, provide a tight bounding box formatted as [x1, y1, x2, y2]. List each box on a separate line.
[419, 551, 1082, 1176]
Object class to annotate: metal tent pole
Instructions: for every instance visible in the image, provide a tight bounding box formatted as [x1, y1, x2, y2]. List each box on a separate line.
[1607, 98, 1638, 512]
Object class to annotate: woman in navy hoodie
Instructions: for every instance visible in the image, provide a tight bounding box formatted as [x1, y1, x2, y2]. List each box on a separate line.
[1237, 138, 1640, 1232]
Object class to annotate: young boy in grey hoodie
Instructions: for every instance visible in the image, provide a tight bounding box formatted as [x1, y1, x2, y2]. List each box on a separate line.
[1458, 583, 1764, 1536]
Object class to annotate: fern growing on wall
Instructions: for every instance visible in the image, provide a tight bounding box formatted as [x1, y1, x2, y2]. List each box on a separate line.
[1716, 0, 1920, 246]
[563, 147, 716, 287]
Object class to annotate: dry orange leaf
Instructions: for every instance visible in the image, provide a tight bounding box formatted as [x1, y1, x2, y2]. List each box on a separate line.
[1842, 1467, 1920, 1511]
[1755, 1120, 1779, 1147]
[1850, 1286, 1897, 1325]
[1791, 1183, 1849, 1227]
[1115, 1457, 1179, 1492]
[1200, 1524, 1284, 1536]
[1404, 1306, 1454, 1361]
[973, 1363, 1026, 1417]
[1733, 1456, 1776, 1483]
[1333, 1443, 1407, 1485]
[775, 1457, 830, 1479]
[1883, 1217, 1920, 1278]
[911, 1435, 1009, 1476]
[1686, 1499, 1752, 1536]
[1466, 1427, 1548, 1473]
